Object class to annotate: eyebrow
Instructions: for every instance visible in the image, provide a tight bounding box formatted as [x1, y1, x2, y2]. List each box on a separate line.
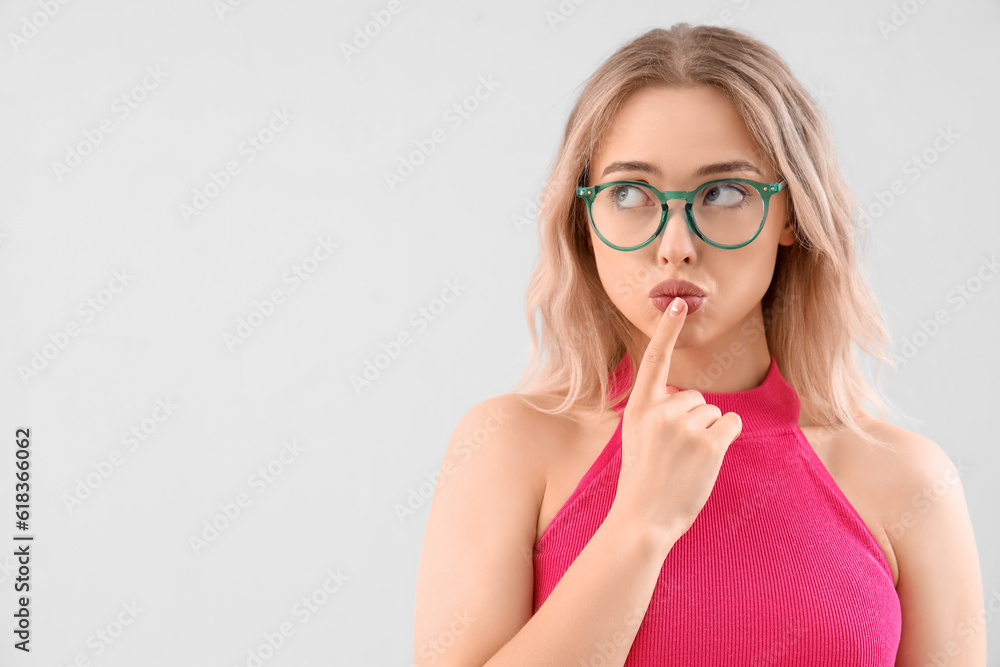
[600, 159, 763, 179]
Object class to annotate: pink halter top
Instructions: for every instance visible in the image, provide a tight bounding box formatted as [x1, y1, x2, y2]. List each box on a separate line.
[532, 354, 901, 664]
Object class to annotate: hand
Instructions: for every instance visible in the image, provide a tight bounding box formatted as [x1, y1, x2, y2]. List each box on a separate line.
[613, 297, 743, 545]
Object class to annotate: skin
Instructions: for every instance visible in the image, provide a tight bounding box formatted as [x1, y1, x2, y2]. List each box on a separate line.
[412, 83, 985, 667]
[587, 84, 792, 393]
[585, 84, 986, 666]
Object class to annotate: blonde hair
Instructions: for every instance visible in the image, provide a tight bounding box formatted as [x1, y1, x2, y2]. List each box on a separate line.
[511, 23, 902, 449]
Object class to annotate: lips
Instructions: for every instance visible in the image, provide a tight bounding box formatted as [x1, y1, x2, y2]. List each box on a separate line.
[649, 279, 705, 314]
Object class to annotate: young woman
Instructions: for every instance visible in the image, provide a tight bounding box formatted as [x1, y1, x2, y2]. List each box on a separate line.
[414, 24, 984, 666]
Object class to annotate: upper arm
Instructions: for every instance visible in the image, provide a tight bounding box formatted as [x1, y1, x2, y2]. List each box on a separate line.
[413, 394, 547, 667]
[884, 431, 986, 666]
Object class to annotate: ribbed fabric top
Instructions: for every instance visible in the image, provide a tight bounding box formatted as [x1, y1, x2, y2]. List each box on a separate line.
[532, 354, 900, 665]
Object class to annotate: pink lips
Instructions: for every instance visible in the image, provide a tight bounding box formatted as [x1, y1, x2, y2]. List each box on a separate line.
[649, 279, 705, 314]
[651, 295, 704, 314]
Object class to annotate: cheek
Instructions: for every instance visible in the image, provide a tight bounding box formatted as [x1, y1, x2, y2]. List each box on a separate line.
[713, 250, 777, 317]
[591, 246, 622, 301]
[593, 248, 657, 308]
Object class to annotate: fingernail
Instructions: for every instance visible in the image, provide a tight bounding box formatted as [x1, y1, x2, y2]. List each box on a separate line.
[668, 297, 684, 317]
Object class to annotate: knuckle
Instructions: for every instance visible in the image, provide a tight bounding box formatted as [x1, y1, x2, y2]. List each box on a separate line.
[693, 401, 719, 415]
[685, 390, 706, 404]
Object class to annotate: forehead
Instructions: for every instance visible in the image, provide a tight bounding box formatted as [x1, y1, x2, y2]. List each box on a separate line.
[592, 85, 767, 180]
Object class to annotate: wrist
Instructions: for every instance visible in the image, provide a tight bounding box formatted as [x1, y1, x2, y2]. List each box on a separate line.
[604, 503, 681, 561]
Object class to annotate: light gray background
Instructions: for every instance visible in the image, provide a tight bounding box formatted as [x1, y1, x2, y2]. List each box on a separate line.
[1, 0, 998, 665]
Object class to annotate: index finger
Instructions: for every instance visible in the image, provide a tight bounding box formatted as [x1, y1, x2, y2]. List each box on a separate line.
[632, 296, 687, 400]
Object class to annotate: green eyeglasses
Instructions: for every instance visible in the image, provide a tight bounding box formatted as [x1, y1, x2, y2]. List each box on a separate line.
[576, 177, 787, 251]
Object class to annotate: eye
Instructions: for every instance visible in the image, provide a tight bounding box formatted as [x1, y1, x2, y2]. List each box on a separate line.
[607, 184, 654, 209]
[702, 182, 747, 207]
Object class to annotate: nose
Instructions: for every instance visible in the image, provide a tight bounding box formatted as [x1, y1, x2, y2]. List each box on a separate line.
[655, 200, 696, 264]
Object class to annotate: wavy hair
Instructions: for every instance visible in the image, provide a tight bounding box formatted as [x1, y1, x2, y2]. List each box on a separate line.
[511, 23, 901, 449]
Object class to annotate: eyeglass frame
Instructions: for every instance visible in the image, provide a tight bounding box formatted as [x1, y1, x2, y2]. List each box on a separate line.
[575, 176, 787, 251]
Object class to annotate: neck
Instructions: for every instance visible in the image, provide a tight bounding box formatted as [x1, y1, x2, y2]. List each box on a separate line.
[648, 304, 773, 393]
[666, 348, 772, 394]
[610, 352, 802, 436]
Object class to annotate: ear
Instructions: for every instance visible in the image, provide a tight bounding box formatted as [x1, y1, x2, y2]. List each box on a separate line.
[778, 214, 796, 247]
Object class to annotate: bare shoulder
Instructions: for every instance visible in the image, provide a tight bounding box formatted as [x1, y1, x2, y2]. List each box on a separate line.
[413, 392, 577, 666]
[441, 392, 577, 481]
[836, 417, 985, 664]
[839, 414, 964, 508]
[437, 390, 600, 532]
[808, 414, 965, 527]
